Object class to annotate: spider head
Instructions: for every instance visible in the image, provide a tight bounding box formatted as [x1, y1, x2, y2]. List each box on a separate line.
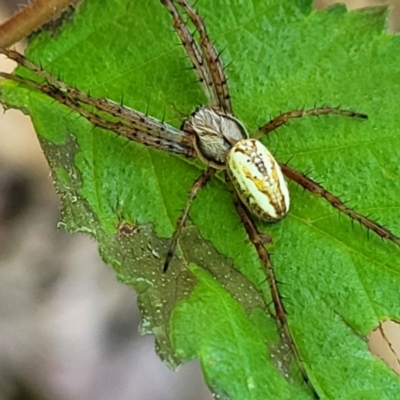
[184, 106, 248, 169]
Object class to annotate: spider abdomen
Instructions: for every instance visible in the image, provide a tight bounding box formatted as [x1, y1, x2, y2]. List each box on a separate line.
[227, 139, 290, 221]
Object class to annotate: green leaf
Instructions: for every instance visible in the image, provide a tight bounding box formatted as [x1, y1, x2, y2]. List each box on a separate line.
[1, 0, 400, 399]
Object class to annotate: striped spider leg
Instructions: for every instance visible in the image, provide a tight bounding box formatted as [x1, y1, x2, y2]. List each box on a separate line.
[232, 196, 320, 399]
[0, 48, 196, 159]
[252, 110, 400, 247]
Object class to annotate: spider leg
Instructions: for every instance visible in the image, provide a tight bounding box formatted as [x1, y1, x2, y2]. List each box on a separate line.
[0, 48, 192, 147]
[252, 106, 367, 139]
[231, 182, 320, 399]
[160, 0, 232, 114]
[0, 47, 68, 91]
[163, 166, 215, 272]
[175, 0, 232, 114]
[160, 0, 217, 106]
[281, 163, 400, 247]
[0, 71, 194, 157]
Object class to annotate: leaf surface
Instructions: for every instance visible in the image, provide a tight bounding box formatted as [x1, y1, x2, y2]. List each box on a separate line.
[1, 1, 400, 398]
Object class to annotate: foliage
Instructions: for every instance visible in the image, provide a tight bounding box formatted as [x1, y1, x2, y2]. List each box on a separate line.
[1, 0, 400, 398]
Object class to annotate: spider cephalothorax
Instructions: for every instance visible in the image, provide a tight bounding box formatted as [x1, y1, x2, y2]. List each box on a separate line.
[184, 106, 247, 166]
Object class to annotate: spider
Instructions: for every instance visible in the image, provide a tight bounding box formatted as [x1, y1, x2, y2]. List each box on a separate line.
[1, 1, 399, 398]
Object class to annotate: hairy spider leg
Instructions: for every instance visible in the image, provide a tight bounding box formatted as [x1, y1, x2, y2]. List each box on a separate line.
[252, 106, 367, 139]
[0, 48, 192, 147]
[281, 164, 400, 248]
[161, 0, 233, 270]
[247, 101, 399, 247]
[174, 0, 232, 114]
[160, 0, 232, 114]
[0, 71, 194, 157]
[160, 0, 218, 108]
[232, 190, 321, 399]
[163, 167, 215, 272]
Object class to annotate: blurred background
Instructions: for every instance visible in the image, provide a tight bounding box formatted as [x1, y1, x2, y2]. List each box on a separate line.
[0, 1, 399, 399]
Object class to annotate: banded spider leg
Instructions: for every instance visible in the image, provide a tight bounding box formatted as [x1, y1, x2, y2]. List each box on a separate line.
[250, 108, 400, 247]
[0, 47, 195, 158]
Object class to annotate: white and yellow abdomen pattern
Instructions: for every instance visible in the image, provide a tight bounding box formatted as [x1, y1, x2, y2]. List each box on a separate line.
[227, 139, 290, 221]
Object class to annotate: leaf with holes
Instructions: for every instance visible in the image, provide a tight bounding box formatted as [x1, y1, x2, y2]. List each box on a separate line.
[1, 0, 400, 399]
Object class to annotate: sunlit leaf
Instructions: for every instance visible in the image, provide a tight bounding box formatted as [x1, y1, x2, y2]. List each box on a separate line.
[1, 1, 400, 398]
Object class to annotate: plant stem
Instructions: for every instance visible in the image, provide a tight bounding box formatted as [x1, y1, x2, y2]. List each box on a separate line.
[0, 0, 77, 48]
